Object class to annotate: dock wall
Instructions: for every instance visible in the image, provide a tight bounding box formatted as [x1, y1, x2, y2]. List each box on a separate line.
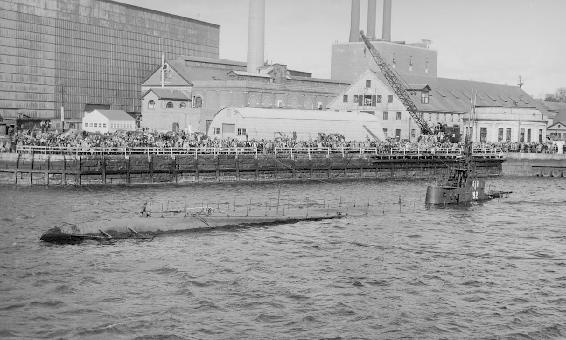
[501, 153, 566, 177]
[0, 152, 503, 186]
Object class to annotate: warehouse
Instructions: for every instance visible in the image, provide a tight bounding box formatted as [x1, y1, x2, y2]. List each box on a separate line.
[207, 107, 384, 141]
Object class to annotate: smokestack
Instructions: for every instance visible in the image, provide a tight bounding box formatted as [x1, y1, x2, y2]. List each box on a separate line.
[367, 0, 377, 39]
[247, 0, 265, 73]
[382, 0, 392, 41]
[348, 0, 360, 42]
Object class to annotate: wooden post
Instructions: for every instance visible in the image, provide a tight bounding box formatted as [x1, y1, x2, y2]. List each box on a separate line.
[236, 158, 240, 181]
[46, 155, 50, 186]
[255, 158, 259, 180]
[101, 156, 106, 184]
[216, 156, 220, 181]
[195, 158, 199, 182]
[77, 156, 82, 186]
[30, 154, 34, 185]
[149, 155, 153, 184]
[127, 156, 131, 185]
[173, 156, 178, 184]
[63, 155, 67, 185]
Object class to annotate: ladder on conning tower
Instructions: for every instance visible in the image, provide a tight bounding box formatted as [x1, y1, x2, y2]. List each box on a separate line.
[359, 31, 433, 135]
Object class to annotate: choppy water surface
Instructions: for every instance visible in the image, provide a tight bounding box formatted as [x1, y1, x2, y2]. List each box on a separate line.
[1, 177, 566, 339]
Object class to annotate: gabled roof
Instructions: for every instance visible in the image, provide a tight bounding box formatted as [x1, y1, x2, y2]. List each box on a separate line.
[399, 73, 538, 113]
[548, 121, 566, 130]
[144, 88, 189, 100]
[93, 110, 135, 121]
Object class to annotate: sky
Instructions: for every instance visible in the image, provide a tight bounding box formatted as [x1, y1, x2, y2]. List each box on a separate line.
[117, 0, 565, 98]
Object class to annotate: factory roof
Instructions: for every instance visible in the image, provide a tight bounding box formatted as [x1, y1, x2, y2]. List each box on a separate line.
[399, 74, 539, 113]
[143, 88, 189, 101]
[93, 110, 135, 121]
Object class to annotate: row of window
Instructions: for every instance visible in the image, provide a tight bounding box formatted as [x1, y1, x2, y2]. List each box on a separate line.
[466, 127, 544, 143]
[147, 97, 202, 109]
[382, 111, 403, 120]
[84, 122, 134, 129]
[343, 94, 394, 106]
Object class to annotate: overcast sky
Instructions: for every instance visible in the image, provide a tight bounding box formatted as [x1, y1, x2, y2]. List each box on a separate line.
[118, 0, 565, 98]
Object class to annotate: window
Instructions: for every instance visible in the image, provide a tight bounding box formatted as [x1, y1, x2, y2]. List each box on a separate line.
[214, 127, 220, 135]
[166, 101, 173, 109]
[480, 127, 487, 143]
[193, 96, 203, 108]
[421, 92, 429, 104]
[498, 128, 504, 142]
[411, 129, 416, 138]
[148, 100, 155, 109]
[343, 95, 348, 103]
[353, 95, 358, 104]
[237, 128, 247, 136]
[179, 102, 187, 109]
[387, 95, 393, 103]
[396, 112, 402, 120]
[520, 128, 525, 142]
[383, 111, 388, 120]
[376, 95, 382, 103]
[506, 128, 512, 142]
[527, 128, 531, 142]
[103, 123, 107, 128]
[395, 129, 401, 141]
[382, 128, 388, 137]
[365, 80, 371, 88]
[364, 95, 372, 106]
[94, 123, 97, 127]
[539, 129, 543, 143]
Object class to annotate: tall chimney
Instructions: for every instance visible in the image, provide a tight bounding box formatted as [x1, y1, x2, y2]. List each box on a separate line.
[382, 0, 392, 41]
[247, 0, 265, 73]
[348, 0, 360, 42]
[367, 0, 377, 39]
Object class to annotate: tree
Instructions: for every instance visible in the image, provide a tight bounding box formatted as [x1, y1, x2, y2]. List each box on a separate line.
[545, 87, 566, 102]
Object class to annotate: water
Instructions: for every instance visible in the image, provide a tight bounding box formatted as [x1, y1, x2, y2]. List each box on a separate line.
[1, 178, 566, 339]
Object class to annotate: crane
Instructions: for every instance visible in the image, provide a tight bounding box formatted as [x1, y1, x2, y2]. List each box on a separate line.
[359, 30, 433, 135]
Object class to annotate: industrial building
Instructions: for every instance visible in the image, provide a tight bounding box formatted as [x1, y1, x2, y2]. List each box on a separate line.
[329, 0, 548, 143]
[141, 0, 349, 133]
[329, 70, 547, 143]
[331, 0, 437, 83]
[207, 107, 384, 141]
[0, 0, 219, 128]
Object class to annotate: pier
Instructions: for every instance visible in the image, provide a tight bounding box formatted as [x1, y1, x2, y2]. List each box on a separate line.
[0, 146, 504, 186]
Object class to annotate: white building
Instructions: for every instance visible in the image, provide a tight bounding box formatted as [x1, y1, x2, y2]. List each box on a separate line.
[328, 69, 548, 143]
[82, 109, 136, 133]
[141, 88, 193, 132]
[207, 107, 385, 141]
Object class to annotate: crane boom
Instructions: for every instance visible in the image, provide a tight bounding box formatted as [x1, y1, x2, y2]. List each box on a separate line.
[359, 31, 433, 135]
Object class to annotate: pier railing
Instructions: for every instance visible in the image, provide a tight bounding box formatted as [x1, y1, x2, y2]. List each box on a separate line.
[15, 145, 505, 159]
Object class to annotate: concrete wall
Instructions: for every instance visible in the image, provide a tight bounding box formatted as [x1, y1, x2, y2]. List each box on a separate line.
[331, 41, 438, 83]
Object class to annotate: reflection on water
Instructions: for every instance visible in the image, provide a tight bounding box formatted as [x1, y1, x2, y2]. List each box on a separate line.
[1, 177, 566, 339]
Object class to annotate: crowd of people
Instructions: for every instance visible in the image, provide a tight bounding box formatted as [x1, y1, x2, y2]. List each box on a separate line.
[1, 128, 564, 154]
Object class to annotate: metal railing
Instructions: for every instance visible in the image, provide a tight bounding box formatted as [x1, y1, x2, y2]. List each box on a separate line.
[15, 145, 505, 159]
